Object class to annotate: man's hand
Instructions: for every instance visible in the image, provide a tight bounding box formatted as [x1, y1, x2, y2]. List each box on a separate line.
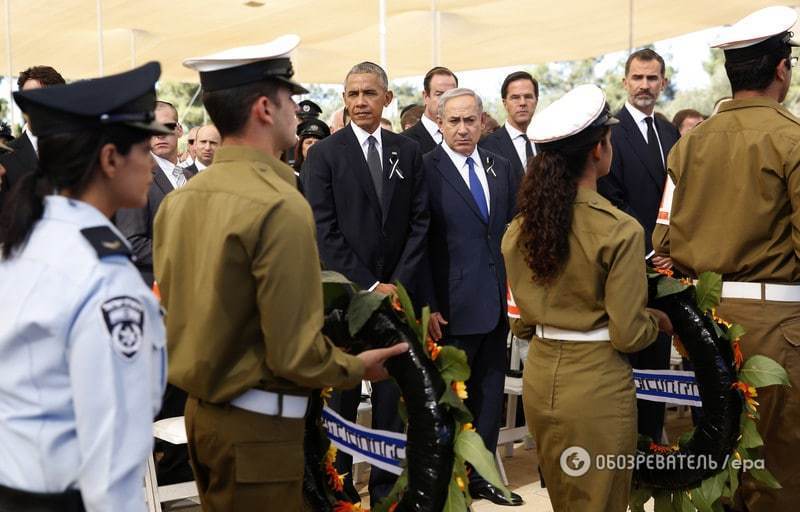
[374, 283, 398, 297]
[651, 256, 673, 270]
[646, 308, 674, 336]
[428, 312, 448, 341]
[358, 343, 409, 381]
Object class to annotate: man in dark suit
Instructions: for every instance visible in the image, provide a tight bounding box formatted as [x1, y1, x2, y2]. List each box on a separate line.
[480, 71, 538, 182]
[422, 88, 522, 507]
[598, 48, 679, 444]
[304, 61, 428, 506]
[0, 66, 65, 207]
[401, 66, 458, 155]
[116, 100, 197, 286]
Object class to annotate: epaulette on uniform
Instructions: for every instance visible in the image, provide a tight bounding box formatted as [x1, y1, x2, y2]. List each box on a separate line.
[80, 226, 133, 260]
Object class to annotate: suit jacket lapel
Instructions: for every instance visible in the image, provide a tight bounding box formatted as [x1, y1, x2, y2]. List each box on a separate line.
[342, 128, 382, 222]
[434, 146, 486, 224]
[499, 126, 518, 163]
[152, 164, 174, 195]
[618, 107, 664, 189]
[479, 149, 498, 226]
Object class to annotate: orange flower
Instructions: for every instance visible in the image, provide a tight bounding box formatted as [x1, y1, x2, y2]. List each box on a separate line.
[391, 296, 403, 312]
[732, 339, 744, 370]
[388, 503, 399, 512]
[655, 267, 674, 277]
[732, 381, 759, 414]
[452, 381, 468, 400]
[426, 338, 442, 360]
[333, 501, 362, 512]
[680, 277, 693, 286]
[151, 281, 161, 301]
[673, 335, 688, 359]
[649, 442, 676, 454]
[321, 387, 333, 400]
[462, 422, 475, 432]
[325, 461, 344, 492]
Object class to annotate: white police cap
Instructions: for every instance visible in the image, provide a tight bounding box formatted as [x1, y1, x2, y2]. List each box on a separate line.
[712, 6, 799, 50]
[530, 84, 617, 145]
[183, 35, 308, 94]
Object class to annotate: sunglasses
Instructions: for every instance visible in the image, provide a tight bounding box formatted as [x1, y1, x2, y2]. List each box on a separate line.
[188, 139, 196, 144]
[162, 122, 179, 131]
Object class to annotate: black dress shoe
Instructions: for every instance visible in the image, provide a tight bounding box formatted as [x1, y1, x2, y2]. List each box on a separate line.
[468, 480, 524, 506]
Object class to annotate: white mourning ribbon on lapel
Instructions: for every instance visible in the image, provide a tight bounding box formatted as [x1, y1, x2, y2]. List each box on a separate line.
[388, 151, 404, 180]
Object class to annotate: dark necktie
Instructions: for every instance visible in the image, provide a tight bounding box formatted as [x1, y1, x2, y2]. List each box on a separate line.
[523, 135, 533, 160]
[467, 157, 489, 222]
[366, 135, 383, 199]
[644, 117, 664, 173]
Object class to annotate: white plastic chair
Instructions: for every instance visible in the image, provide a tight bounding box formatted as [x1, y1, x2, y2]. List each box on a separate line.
[144, 417, 200, 512]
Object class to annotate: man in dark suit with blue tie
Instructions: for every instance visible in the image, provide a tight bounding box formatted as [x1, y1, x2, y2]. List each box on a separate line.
[400, 66, 458, 155]
[304, 61, 429, 506]
[422, 88, 522, 506]
[480, 71, 538, 182]
[598, 48, 679, 444]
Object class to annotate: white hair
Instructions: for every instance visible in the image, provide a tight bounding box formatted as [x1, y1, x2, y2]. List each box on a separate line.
[437, 88, 483, 120]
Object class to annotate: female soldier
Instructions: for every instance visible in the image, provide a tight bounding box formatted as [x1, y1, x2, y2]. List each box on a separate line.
[0, 62, 168, 512]
[293, 117, 330, 177]
[501, 84, 672, 512]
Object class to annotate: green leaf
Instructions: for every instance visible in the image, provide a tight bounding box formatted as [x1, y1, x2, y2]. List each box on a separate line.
[749, 466, 782, 489]
[420, 306, 430, 349]
[671, 491, 694, 512]
[740, 416, 763, 449]
[656, 275, 691, 299]
[725, 323, 746, 341]
[698, 469, 727, 507]
[437, 346, 471, 384]
[321, 270, 356, 311]
[347, 291, 390, 337]
[394, 282, 419, 337]
[452, 454, 472, 507]
[695, 271, 723, 312]
[629, 486, 652, 512]
[455, 429, 509, 497]
[443, 474, 468, 512]
[739, 355, 790, 388]
[373, 468, 408, 512]
[689, 482, 715, 512]
[678, 428, 695, 449]
[653, 490, 672, 512]
[398, 397, 408, 425]
[724, 456, 739, 499]
[438, 387, 473, 423]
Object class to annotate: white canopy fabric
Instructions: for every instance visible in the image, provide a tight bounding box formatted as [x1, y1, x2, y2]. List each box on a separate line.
[0, 0, 791, 84]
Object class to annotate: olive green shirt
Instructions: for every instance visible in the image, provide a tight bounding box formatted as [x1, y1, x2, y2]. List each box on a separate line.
[653, 97, 800, 281]
[502, 187, 657, 353]
[154, 146, 364, 403]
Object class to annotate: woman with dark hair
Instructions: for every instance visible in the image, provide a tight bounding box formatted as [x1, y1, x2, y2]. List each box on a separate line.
[293, 117, 330, 178]
[0, 63, 168, 512]
[502, 85, 672, 512]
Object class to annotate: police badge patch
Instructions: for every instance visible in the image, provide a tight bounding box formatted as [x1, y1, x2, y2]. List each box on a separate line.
[101, 296, 145, 359]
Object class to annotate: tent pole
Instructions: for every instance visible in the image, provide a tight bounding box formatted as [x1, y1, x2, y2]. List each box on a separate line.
[179, 84, 202, 126]
[96, 0, 104, 76]
[5, 0, 14, 127]
[378, 0, 387, 72]
[628, 0, 634, 53]
[130, 29, 136, 68]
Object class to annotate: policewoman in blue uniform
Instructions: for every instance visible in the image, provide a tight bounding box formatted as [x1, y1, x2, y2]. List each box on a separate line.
[0, 63, 169, 512]
[502, 85, 672, 512]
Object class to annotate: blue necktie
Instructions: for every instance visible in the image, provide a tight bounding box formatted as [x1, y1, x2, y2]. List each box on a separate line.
[467, 157, 488, 222]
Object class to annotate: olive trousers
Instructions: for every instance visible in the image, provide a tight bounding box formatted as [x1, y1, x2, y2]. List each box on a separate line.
[718, 299, 800, 512]
[184, 397, 305, 512]
[523, 338, 637, 512]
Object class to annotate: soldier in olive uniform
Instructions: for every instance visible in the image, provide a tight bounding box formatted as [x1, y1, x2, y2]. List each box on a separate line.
[502, 85, 672, 512]
[153, 36, 407, 512]
[653, 7, 800, 511]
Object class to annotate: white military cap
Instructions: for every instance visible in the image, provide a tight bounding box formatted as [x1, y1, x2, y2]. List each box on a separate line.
[530, 84, 617, 146]
[183, 34, 308, 94]
[712, 6, 799, 52]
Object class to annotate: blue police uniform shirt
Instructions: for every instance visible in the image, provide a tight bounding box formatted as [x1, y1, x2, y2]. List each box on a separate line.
[0, 195, 167, 512]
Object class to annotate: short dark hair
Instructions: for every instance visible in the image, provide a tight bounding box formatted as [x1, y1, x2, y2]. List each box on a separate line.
[672, 109, 704, 130]
[17, 66, 65, 89]
[625, 48, 666, 77]
[423, 67, 458, 93]
[202, 80, 282, 137]
[725, 46, 791, 93]
[500, 71, 539, 99]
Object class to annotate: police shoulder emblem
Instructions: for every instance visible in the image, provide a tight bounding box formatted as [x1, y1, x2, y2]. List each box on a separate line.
[101, 296, 145, 359]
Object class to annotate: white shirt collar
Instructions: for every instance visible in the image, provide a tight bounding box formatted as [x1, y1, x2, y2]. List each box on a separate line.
[194, 160, 207, 171]
[151, 152, 183, 188]
[420, 114, 442, 143]
[23, 125, 38, 153]
[441, 142, 481, 172]
[504, 121, 526, 140]
[350, 122, 382, 149]
[625, 101, 653, 125]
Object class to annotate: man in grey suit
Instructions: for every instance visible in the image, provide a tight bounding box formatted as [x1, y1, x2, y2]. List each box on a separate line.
[116, 100, 197, 287]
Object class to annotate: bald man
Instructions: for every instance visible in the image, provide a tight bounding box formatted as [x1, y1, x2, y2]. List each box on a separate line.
[194, 124, 221, 170]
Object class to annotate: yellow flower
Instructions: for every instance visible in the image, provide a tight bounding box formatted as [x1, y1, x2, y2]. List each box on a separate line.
[456, 476, 466, 491]
[321, 387, 333, 400]
[462, 422, 475, 432]
[453, 381, 468, 400]
[325, 444, 338, 465]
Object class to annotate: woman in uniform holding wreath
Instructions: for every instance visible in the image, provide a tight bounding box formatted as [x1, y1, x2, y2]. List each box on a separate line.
[501, 84, 673, 512]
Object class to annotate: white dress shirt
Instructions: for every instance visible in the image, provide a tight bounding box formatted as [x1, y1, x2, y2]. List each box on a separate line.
[23, 125, 38, 154]
[350, 122, 383, 164]
[441, 142, 491, 215]
[420, 113, 443, 145]
[504, 121, 534, 166]
[152, 153, 185, 189]
[194, 159, 207, 171]
[624, 102, 665, 167]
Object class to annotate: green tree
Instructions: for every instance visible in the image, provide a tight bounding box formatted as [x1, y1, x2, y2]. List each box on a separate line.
[156, 81, 205, 128]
